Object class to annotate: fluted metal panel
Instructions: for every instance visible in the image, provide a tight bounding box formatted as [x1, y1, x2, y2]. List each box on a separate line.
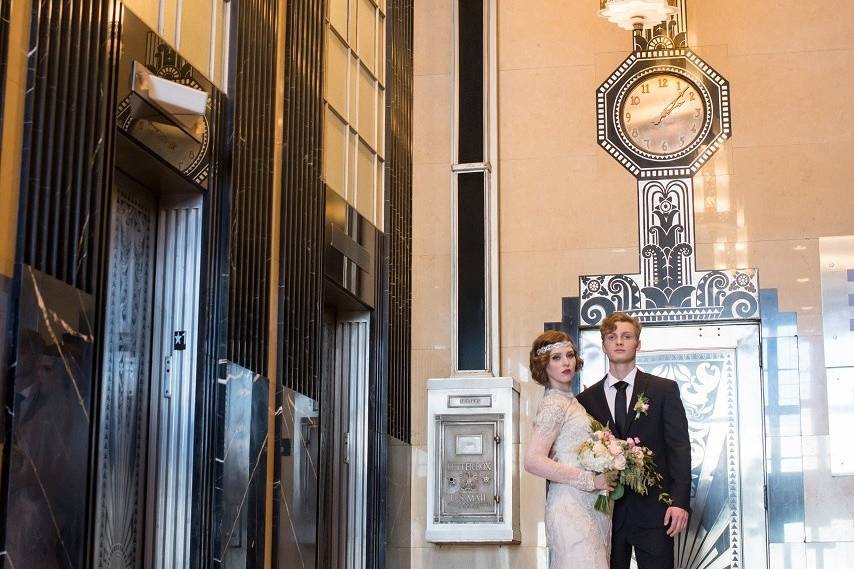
[339, 317, 370, 569]
[385, 0, 413, 444]
[227, 0, 278, 375]
[17, 0, 120, 293]
[278, 0, 325, 400]
[148, 200, 203, 569]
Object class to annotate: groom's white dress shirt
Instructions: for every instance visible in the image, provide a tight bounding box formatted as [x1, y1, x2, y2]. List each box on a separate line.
[605, 366, 638, 423]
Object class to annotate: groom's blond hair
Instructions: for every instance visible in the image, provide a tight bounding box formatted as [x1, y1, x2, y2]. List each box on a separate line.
[599, 311, 642, 340]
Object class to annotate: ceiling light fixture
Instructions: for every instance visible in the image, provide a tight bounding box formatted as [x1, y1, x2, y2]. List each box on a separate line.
[598, 0, 677, 31]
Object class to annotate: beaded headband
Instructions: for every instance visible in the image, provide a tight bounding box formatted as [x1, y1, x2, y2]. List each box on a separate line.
[536, 341, 570, 356]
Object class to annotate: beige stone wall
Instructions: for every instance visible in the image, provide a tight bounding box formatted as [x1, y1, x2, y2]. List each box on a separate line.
[123, 0, 229, 88]
[0, 0, 32, 277]
[412, 1, 854, 567]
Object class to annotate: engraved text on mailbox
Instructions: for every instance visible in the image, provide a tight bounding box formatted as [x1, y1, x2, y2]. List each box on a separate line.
[435, 414, 503, 523]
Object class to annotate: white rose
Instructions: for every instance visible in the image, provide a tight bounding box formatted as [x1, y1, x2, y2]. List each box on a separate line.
[613, 454, 627, 470]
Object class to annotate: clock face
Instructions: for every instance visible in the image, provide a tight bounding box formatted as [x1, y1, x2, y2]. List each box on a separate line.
[619, 71, 707, 157]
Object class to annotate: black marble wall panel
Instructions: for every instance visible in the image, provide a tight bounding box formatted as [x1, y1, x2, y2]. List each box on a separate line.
[3, 266, 95, 569]
[544, 296, 582, 393]
[17, 0, 120, 293]
[274, 385, 319, 569]
[0, 273, 10, 477]
[214, 362, 268, 569]
[385, 0, 414, 445]
[278, 0, 325, 401]
[226, 0, 278, 375]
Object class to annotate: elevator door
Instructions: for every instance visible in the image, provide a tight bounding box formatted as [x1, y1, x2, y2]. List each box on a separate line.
[580, 324, 768, 569]
[94, 173, 203, 569]
[145, 193, 203, 569]
[94, 176, 157, 569]
[320, 309, 370, 569]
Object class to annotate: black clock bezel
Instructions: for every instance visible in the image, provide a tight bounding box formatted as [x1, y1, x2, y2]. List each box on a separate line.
[597, 49, 731, 179]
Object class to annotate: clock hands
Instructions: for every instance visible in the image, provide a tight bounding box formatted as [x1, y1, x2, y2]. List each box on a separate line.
[653, 85, 690, 126]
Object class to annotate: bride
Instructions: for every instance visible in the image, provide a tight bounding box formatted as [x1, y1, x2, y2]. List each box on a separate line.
[524, 330, 614, 569]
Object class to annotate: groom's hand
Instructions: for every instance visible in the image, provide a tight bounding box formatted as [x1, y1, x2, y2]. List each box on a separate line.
[664, 506, 689, 536]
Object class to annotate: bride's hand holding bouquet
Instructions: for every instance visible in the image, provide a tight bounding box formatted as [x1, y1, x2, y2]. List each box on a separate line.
[576, 419, 668, 514]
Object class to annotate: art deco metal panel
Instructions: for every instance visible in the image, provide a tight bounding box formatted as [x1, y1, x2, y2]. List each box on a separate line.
[147, 197, 204, 569]
[94, 184, 157, 569]
[278, 0, 325, 400]
[16, 0, 121, 293]
[579, 178, 759, 326]
[580, 324, 767, 569]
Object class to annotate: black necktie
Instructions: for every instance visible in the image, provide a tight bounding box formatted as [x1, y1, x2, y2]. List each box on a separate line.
[614, 381, 629, 438]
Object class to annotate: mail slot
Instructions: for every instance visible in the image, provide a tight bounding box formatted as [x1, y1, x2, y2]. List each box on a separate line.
[426, 378, 520, 543]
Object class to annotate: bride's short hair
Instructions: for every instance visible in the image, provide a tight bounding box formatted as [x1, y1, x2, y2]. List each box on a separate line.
[529, 330, 584, 387]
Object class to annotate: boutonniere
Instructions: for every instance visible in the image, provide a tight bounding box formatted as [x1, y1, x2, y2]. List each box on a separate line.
[633, 392, 650, 416]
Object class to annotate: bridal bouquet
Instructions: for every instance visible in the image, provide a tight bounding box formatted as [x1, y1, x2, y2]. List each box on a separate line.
[576, 420, 666, 513]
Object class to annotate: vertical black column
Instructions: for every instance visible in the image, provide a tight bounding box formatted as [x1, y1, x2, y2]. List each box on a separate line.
[278, 0, 325, 400]
[455, 0, 487, 371]
[1, 1, 121, 567]
[227, 0, 278, 376]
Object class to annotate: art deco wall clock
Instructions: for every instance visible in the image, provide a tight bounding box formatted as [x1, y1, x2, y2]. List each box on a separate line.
[597, 50, 730, 179]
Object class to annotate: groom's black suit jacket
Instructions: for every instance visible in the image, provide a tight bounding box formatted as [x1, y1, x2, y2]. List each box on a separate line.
[576, 370, 691, 531]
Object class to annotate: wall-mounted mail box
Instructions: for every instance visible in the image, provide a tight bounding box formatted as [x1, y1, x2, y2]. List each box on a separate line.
[426, 378, 520, 543]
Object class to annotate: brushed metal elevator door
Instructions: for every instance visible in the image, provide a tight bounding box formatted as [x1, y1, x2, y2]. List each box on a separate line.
[580, 324, 768, 569]
[94, 174, 203, 569]
[320, 309, 370, 569]
[94, 175, 157, 569]
[145, 194, 203, 569]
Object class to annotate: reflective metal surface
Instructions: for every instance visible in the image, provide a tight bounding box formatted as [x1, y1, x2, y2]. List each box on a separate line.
[94, 183, 157, 569]
[826, 368, 854, 476]
[436, 415, 502, 523]
[819, 236, 854, 368]
[581, 324, 767, 569]
[426, 378, 520, 542]
[277, 387, 319, 569]
[147, 195, 204, 569]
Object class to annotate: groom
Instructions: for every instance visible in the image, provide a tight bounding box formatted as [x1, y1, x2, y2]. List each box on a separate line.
[577, 312, 691, 569]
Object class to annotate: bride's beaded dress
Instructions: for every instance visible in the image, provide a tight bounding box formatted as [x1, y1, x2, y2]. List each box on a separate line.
[526, 389, 611, 569]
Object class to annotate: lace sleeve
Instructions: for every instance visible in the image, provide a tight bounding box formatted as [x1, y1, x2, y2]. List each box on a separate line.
[532, 395, 567, 438]
[525, 395, 597, 491]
